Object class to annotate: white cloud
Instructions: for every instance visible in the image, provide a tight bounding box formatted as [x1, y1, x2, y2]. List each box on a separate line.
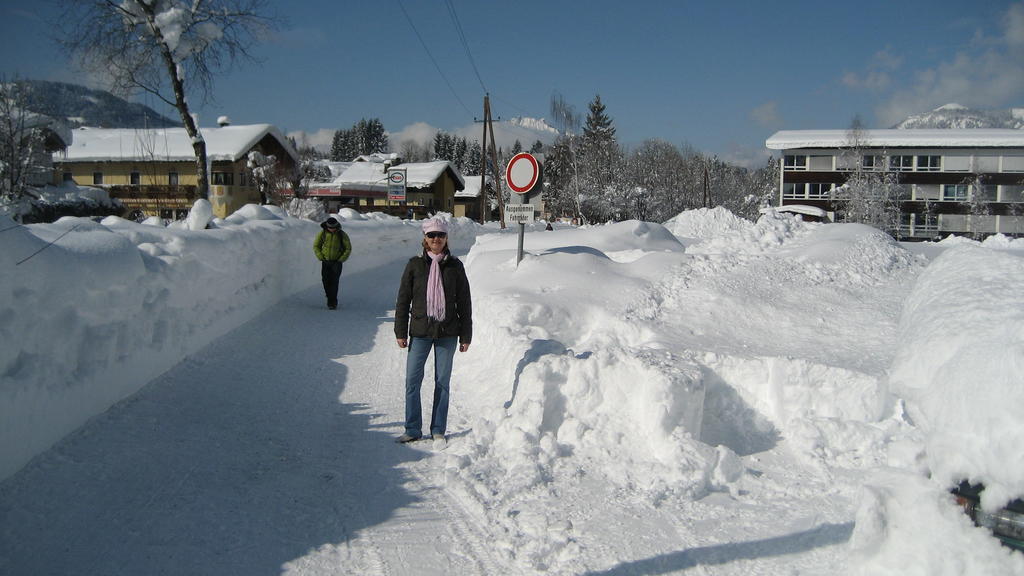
[750, 101, 781, 129]
[1006, 3, 1024, 46]
[286, 128, 335, 152]
[841, 48, 901, 92]
[722, 142, 773, 170]
[389, 121, 440, 148]
[872, 2, 1024, 126]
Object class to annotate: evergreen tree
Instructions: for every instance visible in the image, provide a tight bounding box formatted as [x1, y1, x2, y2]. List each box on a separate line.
[512, 140, 523, 155]
[579, 94, 621, 221]
[453, 137, 468, 170]
[330, 129, 344, 161]
[363, 118, 389, 155]
[529, 140, 544, 154]
[466, 140, 482, 175]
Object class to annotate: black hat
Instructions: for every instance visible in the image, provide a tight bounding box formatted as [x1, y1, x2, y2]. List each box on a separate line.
[325, 217, 340, 229]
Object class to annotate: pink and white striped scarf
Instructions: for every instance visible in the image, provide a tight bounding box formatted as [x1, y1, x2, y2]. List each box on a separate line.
[426, 252, 446, 321]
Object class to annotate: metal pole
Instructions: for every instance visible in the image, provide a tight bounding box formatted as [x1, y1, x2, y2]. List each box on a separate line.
[516, 222, 525, 266]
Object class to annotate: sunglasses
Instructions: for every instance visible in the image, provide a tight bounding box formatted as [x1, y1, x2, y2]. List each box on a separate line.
[425, 232, 447, 239]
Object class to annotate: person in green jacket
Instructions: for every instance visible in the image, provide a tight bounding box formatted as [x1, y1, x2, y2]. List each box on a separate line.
[313, 217, 352, 309]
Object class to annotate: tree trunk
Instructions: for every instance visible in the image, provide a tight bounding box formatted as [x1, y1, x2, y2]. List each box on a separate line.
[141, 2, 209, 199]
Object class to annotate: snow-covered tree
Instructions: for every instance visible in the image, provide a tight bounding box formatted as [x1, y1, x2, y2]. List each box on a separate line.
[59, 0, 277, 200]
[357, 118, 389, 156]
[547, 93, 583, 221]
[965, 170, 993, 240]
[833, 116, 902, 237]
[246, 150, 295, 205]
[332, 118, 389, 161]
[579, 94, 622, 221]
[465, 140, 482, 175]
[331, 129, 356, 162]
[400, 139, 431, 163]
[0, 80, 49, 220]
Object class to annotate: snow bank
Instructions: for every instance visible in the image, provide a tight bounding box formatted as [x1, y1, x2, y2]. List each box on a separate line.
[449, 220, 719, 569]
[0, 205, 320, 480]
[849, 242, 1024, 575]
[683, 207, 820, 255]
[889, 244, 1024, 506]
[850, 469, 1024, 576]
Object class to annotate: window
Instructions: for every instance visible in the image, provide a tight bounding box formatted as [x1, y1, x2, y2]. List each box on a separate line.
[168, 172, 179, 187]
[130, 171, 141, 186]
[916, 155, 940, 171]
[973, 156, 999, 172]
[944, 156, 971, 172]
[92, 172, 103, 185]
[783, 155, 807, 170]
[975, 184, 997, 202]
[862, 155, 883, 171]
[1004, 156, 1024, 172]
[943, 184, 968, 201]
[807, 183, 833, 198]
[783, 183, 806, 199]
[212, 171, 234, 185]
[808, 155, 833, 171]
[890, 156, 914, 171]
[899, 213, 938, 237]
[1000, 185, 1024, 203]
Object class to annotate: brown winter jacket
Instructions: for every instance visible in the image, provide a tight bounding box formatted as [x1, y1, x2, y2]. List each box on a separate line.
[394, 250, 472, 343]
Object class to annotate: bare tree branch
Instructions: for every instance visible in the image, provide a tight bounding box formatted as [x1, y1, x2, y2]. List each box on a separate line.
[56, 0, 280, 199]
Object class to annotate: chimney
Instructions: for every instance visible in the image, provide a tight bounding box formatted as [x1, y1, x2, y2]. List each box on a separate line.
[217, 116, 231, 127]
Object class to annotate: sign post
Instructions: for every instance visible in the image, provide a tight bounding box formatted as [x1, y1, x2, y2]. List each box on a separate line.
[505, 153, 540, 266]
[387, 168, 407, 203]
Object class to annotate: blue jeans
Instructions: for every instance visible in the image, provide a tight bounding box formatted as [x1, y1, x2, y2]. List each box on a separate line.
[404, 336, 458, 437]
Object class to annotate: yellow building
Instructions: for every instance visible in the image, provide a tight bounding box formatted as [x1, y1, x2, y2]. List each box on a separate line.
[54, 122, 299, 219]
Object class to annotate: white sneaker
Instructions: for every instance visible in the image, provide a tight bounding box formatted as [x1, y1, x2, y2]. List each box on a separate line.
[432, 433, 447, 449]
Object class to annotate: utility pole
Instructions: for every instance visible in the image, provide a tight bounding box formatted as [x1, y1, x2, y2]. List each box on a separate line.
[477, 94, 506, 228]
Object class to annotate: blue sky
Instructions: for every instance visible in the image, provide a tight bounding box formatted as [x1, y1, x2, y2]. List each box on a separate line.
[2, 0, 1023, 167]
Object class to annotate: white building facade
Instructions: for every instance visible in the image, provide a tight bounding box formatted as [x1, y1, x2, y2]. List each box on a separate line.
[765, 129, 1024, 239]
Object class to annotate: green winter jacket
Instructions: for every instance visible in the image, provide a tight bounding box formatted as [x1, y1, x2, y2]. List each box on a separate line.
[394, 250, 472, 343]
[314, 227, 352, 262]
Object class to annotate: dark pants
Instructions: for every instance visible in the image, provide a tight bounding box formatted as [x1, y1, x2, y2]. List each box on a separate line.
[321, 260, 343, 307]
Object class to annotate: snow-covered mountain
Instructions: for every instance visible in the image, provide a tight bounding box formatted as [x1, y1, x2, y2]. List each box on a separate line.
[892, 103, 1024, 129]
[6, 80, 178, 129]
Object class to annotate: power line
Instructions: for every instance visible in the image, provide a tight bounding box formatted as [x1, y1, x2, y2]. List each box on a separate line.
[16, 224, 80, 266]
[396, 0, 474, 118]
[444, 0, 486, 94]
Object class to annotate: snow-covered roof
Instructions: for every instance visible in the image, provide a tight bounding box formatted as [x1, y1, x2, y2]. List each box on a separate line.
[765, 129, 1024, 150]
[455, 175, 491, 198]
[60, 124, 299, 163]
[315, 160, 464, 191]
[761, 205, 828, 218]
[14, 108, 72, 149]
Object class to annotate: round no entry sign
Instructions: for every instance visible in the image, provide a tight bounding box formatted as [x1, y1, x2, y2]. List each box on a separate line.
[505, 153, 539, 194]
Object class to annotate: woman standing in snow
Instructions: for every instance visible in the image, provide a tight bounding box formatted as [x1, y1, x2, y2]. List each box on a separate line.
[313, 217, 352, 310]
[394, 218, 472, 446]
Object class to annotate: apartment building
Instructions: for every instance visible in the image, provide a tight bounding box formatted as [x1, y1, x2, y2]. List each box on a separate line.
[765, 129, 1024, 239]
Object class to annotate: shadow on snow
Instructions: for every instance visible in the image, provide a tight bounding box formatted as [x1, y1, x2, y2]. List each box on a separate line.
[0, 260, 425, 576]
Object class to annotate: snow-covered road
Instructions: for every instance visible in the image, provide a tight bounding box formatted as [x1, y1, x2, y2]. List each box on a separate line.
[0, 248, 508, 575]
